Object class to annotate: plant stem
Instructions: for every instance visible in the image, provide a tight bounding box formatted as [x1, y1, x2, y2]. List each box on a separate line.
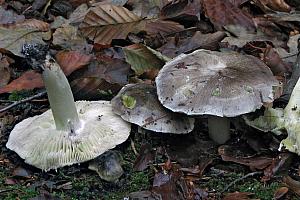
[42, 56, 80, 131]
[208, 116, 230, 144]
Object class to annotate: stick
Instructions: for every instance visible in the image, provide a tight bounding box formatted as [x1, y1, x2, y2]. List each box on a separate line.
[222, 171, 262, 193]
[130, 138, 138, 156]
[0, 91, 46, 113]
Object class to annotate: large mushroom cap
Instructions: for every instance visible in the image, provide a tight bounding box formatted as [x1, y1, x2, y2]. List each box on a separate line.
[156, 49, 279, 117]
[6, 101, 131, 171]
[111, 83, 194, 133]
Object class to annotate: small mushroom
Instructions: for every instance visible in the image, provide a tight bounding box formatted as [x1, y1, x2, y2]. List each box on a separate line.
[155, 49, 279, 144]
[88, 150, 124, 182]
[111, 83, 194, 133]
[6, 56, 131, 171]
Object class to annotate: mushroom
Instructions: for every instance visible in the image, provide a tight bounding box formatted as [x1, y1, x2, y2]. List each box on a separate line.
[111, 83, 194, 133]
[245, 76, 300, 155]
[6, 56, 131, 171]
[155, 49, 279, 144]
[88, 150, 124, 182]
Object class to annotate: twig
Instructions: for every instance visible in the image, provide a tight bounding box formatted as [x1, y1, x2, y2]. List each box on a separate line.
[0, 91, 46, 113]
[221, 171, 262, 193]
[142, 114, 167, 127]
[281, 53, 298, 59]
[130, 138, 138, 156]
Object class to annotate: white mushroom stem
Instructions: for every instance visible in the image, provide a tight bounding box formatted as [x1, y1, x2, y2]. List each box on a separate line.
[285, 77, 300, 118]
[42, 56, 80, 132]
[208, 116, 230, 144]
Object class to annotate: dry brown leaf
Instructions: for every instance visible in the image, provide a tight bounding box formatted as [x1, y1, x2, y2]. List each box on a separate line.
[0, 23, 51, 57]
[140, 19, 184, 36]
[80, 4, 141, 45]
[158, 31, 226, 58]
[0, 55, 11, 87]
[283, 176, 300, 196]
[0, 51, 91, 94]
[79, 4, 183, 45]
[218, 145, 274, 170]
[69, 56, 130, 99]
[55, 51, 92, 75]
[1, 19, 50, 32]
[274, 187, 289, 199]
[160, 0, 201, 20]
[256, 0, 291, 12]
[202, 0, 255, 32]
[52, 25, 92, 53]
[0, 6, 25, 25]
[0, 70, 43, 94]
[262, 44, 292, 75]
[223, 192, 254, 200]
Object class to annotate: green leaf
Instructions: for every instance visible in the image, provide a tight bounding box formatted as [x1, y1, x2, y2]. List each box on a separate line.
[123, 44, 166, 75]
[121, 95, 136, 109]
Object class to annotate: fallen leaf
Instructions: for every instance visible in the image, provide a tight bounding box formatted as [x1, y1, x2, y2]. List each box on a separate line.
[160, 0, 201, 21]
[69, 56, 130, 99]
[283, 176, 300, 196]
[128, 191, 162, 200]
[255, 0, 291, 12]
[159, 31, 226, 58]
[129, 0, 163, 19]
[79, 4, 141, 45]
[218, 145, 274, 170]
[52, 25, 92, 53]
[55, 51, 92, 75]
[68, 3, 89, 26]
[262, 153, 292, 181]
[79, 4, 183, 45]
[262, 44, 292, 75]
[0, 26, 51, 57]
[274, 186, 289, 200]
[0, 70, 43, 94]
[223, 192, 254, 200]
[0, 55, 11, 87]
[0, 6, 25, 25]
[123, 44, 165, 75]
[2, 19, 50, 32]
[202, 0, 256, 33]
[152, 164, 196, 200]
[134, 143, 155, 171]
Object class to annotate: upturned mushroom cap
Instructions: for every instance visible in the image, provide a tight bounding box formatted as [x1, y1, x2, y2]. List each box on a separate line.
[6, 101, 131, 171]
[111, 83, 194, 133]
[155, 49, 279, 117]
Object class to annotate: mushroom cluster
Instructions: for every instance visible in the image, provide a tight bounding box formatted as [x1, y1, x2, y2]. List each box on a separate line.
[6, 49, 280, 171]
[155, 49, 279, 144]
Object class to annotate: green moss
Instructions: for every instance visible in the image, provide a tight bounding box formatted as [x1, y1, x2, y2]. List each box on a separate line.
[2, 186, 38, 200]
[104, 171, 150, 200]
[8, 90, 34, 101]
[201, 172, 282, 200]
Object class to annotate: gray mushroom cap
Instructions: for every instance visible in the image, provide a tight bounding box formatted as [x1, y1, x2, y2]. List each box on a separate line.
[155, 49, 279, 117]
[6, 101, 131, 171]
[111, 83, 195, 133]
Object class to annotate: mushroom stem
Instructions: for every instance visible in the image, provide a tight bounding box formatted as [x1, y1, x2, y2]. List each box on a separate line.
[42, 56, 80, 131]
[285, 77, 300, 117]
[208, 116, 230, 144]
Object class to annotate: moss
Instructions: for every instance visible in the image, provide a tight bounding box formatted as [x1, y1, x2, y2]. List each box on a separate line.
[8, 90, 34, 101]
[103, 171, 150, 200]
[201, 172, 283, 200]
